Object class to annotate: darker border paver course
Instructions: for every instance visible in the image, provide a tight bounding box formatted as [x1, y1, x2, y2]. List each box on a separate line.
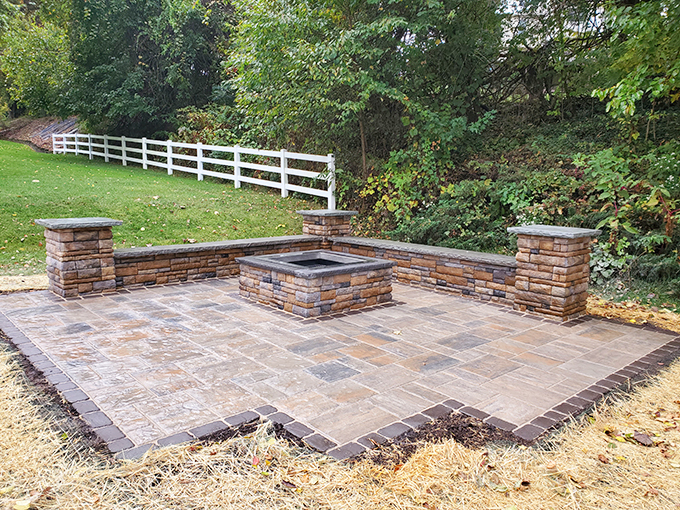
[1, 280, 680, 460]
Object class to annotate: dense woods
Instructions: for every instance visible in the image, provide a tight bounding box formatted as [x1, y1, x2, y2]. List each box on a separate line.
[1, 0, 679, 298]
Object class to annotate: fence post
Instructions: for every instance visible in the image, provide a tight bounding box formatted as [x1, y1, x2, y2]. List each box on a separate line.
[197, 142, 204, 181]
[142, 137, 148, 169]
[52, 134, 57, 154]
[280, 149, 288, 198]
[88, 134, 93, 160]
[75, 134, 79, 156]
[104, 135, 109, 162]
[234, 145, 241, 188]
[121, 136, 127, 166]
[327, 153, 336, 210]
[167, 140, 173, 175]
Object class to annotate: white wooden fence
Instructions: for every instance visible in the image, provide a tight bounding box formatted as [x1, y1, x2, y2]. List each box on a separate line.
[52, 133, 336, 209]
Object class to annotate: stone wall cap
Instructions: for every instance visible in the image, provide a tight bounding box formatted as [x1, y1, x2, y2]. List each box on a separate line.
[35, 217, 123, 229]
[296, 209, 358, 217]
[332, 237, 516, 268]
[114, 235, 322, 259]
[237, 249, 395, 278]
[507, 225, 602, 239]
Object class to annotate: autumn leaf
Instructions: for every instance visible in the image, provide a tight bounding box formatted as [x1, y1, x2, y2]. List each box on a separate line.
[597, 454, 609, 464]
[633, 431, 654, 447]
[281, 480, 297, 489]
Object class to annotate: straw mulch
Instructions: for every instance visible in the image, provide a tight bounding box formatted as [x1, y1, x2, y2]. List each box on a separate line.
[587, 295, 680, 334]
[0, 275, 49, 294]
[1, 335, 680, 510]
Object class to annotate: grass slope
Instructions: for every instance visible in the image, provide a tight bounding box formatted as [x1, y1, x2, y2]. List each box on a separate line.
[0, 141, 319, 276]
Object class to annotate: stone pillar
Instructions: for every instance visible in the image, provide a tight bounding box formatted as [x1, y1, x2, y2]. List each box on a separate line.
[35, 217, 123, 297]
[507, 225, 601, 321]
[297, 210, 357, 248]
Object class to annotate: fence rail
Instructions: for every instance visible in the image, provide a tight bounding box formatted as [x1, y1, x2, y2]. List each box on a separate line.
[52, 133, 336, 209]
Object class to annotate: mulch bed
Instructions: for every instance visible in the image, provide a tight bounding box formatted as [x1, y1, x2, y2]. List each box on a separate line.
[364, 413, 529, 467]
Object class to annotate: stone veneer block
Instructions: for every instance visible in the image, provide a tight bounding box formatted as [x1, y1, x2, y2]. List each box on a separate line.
[237, 249, 395, 317]
[113, 235, 323, 288]
[36, 217, 123, 297]
[297, 209, 357, 247]
[331, 237, 517, 306]
[507, 224, 601, 321]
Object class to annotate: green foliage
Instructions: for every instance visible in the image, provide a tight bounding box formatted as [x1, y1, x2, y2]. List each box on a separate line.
[0, 19, 73, 116]
[572, 143, 680, 286]
[389, 165, 585, 253]
[590, 237, 634, 286]
[497, 0, 610, 117]
[69, 0, 229, 136]
[174, 105, 242, 146]
[0, 0, 18, 31]
[228, 0, 505, 218]
[388, 179, 514, 253]
[575, 148, 641, 235]
[594, 0, 680, 139]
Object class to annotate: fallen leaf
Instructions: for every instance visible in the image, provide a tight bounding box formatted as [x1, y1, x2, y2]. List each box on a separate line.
[252, 456, 260, 466]
[597, 454, 609, 464]
[633, 431, 654, 446]
[13, 499, 33, 510]
[281, 480, 296, 489]
[644, 487, 659, 497]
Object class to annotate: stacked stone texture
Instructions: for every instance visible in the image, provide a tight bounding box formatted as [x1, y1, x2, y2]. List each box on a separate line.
[240, 265, 393, 317]
[299, 210, 356, 248]
[43, 227, 116, 297]
[513, 235, 592, 319]
[114, 239, 321, 287]
[332, 240, 516, 306]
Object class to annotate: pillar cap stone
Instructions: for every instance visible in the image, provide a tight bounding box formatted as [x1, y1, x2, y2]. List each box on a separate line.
[507, 224, 601, 239]
[35, 217, 123, 229]
[296, 210, 358, 217]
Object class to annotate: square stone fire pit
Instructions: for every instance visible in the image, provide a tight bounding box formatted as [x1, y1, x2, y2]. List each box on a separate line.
[237, 250, 395, 317]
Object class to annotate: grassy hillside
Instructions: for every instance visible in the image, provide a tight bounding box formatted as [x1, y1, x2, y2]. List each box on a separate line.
[0, 141, 319, 276]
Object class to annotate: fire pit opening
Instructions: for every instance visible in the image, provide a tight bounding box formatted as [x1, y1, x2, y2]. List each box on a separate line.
[237, 250, 395, 317]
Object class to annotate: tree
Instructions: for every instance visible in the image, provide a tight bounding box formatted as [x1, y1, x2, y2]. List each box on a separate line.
[69, 0, 230, 136]
[594, 0, 680, 139]
[490, 0, 610, 117]
[228, 0, 504, 218]
[0, 18, 73, 117]
[0, 0, 18, 32]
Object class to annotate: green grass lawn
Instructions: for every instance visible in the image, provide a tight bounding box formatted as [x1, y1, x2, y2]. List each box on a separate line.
[0, 140, 321, 276]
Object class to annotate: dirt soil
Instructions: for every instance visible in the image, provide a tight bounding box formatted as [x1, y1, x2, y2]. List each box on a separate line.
[587, 295, 680, 334]
[0, 116, 77, 152]
[364, 413, 528, 468]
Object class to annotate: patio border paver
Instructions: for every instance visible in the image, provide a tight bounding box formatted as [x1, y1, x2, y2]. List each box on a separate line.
[1, 288, 679, 460]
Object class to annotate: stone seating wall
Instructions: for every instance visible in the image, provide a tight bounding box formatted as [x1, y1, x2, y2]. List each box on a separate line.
[36, 211, 600, 321]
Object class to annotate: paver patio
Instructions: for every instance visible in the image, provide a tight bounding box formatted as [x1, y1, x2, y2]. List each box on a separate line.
[1, 278, 678, 458]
